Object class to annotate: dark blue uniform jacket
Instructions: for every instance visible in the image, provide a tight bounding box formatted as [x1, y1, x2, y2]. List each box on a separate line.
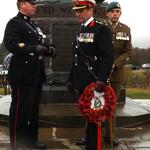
[3, 12, 45, 84]
[69, 20, 114, 90]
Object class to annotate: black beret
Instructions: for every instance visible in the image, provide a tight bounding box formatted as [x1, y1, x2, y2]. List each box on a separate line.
[105, 2, 121, 12]
[17, 0, 38, 4]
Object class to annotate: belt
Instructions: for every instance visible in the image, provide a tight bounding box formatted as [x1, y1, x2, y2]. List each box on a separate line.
[74, 54, 98, 65]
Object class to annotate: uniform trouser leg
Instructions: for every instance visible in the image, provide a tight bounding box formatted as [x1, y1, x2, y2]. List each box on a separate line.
[27, 84, 42, 143]
[104, 82, 121, 145]
[9, 83, 42, 148]
[86, 122, 97, 150]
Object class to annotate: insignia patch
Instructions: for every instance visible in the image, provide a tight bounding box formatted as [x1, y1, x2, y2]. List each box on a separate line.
[90, 91, 104, 110]
[117, 3, 120, 8]
[18, 43, 25, 48]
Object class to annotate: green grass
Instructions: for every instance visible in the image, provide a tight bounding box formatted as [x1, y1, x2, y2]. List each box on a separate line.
[0, 87, 150, 99]
[0, 88, 5, 95]
[0, 87, 10, 95]
[126, 88, 150, 99]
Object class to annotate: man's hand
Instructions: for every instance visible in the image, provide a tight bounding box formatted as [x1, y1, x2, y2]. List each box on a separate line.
[36, 45, 49, 56]
[95, 81, 105, 92]
[48, 44, 57, 58]
[36, 44, 56, 57]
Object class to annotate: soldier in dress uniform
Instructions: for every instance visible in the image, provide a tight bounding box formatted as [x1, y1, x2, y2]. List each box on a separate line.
[3, 0, 56, 149]
[103, 1, 133, 146]
[67, 0, 114, 149]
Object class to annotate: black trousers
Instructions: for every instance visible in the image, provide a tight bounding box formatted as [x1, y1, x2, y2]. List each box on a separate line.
[9, 83, 42, 148]
[78, 89, 98, 150]
[86, 122, 98, 150]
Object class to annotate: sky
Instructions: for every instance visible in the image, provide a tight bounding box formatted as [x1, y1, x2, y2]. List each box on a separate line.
[0, 0, 150, 48]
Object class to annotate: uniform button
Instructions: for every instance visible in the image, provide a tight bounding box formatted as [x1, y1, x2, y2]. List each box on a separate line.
[29, 53, 34, 56]
[127, 57, 129, 61]
[75, 46, 78, 48]
[25, 61, 28, 64]
[112, 41, 114, 43]
[24, 16, 27, 20]
[113, 34, 115, 37]
[38, 39, 40, 41]
[42, 35, 46, 38]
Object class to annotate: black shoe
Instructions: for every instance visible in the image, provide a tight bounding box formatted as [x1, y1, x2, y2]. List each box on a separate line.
[31, 142, 47, 149]
[104, 139, 118, 146]
[10, 146, 26, 150]
[75, 138, 86, 146]
[10, 144, 27, 150]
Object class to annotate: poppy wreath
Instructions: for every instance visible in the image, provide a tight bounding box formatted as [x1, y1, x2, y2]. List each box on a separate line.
[78, 82, 117, 124]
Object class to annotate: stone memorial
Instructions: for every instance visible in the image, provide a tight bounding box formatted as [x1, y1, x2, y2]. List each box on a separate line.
[33, 0, 106, 103]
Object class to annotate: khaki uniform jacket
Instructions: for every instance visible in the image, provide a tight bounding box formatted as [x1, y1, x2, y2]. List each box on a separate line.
[105, 21, 133, 82]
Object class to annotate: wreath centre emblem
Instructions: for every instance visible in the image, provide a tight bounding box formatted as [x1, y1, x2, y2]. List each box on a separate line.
[91, 91, 104, 110]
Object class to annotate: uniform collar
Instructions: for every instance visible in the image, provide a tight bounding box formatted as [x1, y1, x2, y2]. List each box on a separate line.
[108, 20, 119, 27]
[17, 12, 31, 22]
[83, 17, 94, 27]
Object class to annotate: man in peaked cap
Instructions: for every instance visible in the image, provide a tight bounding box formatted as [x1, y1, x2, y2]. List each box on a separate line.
[72, 0, 96, 10]
[103, 1, 133, 146]
[3, 0, 56, 149]
[67, 0, 114, 149]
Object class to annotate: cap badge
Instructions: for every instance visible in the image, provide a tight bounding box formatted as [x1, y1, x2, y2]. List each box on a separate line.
[18, 43, 25, 48]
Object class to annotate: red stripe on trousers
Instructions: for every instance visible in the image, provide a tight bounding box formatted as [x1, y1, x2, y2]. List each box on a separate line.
[13, 84, 20, 149]
[97, 123, 101, 150]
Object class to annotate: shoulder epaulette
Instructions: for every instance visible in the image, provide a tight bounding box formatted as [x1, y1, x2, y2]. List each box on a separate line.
[95, 20, 103, 25]
[119, 22, 130, 30]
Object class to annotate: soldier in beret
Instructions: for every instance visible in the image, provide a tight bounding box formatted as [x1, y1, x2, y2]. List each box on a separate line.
[104, 1, 133, 146]
[67, 0, 114, 149]
[3, 0, 56, 149]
